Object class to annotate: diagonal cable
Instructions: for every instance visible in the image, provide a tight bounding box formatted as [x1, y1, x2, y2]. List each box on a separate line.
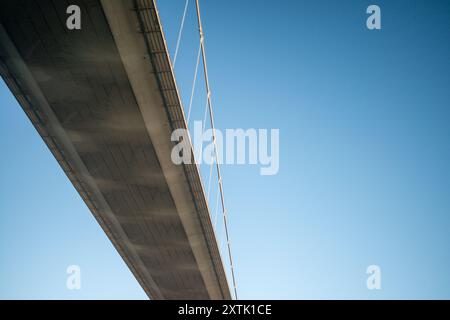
[173, 0, 189, 67]
[194, 0, 238, 300]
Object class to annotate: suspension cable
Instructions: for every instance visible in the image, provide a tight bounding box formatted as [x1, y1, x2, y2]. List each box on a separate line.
[213, 185, 220, 229]
[194, 0, 238, 300]
[187, 42, 202, 123]
[173, 0, 189, 67]
[207, 157, 214, 202]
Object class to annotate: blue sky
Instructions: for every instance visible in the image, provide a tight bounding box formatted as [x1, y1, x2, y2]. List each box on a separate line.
[1, 0, 450, 299]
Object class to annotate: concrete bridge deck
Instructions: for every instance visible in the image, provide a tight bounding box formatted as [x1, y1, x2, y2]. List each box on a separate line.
[0, 0, 230, 300]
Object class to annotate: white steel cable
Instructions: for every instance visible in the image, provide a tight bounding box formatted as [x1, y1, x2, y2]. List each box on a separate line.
[202, 96, 209, 132]
[206, 158, 214, 201]
[213, 185, 220, 229]
[187, 42, 202, 123]
[194, 0, 238, 300]
[173, 0, 189, 67]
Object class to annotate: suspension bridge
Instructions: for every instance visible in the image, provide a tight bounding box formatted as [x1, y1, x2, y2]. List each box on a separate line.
[0, 0, 237, 300]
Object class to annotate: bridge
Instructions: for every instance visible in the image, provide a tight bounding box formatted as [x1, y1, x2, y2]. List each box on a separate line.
[0, 0, 234, 300]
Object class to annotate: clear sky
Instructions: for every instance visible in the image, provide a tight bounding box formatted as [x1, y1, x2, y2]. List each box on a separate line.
[1, 0, 450, 299]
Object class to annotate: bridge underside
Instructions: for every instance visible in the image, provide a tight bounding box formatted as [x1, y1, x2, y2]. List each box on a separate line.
[0, 0, 230, 299]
